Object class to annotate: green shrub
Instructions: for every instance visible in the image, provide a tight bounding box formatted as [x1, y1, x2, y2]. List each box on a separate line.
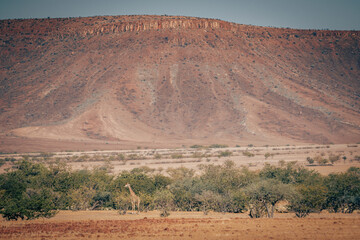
[116, 154, 125, 160]
[127, 154, 141, 160]
[325, 168, 360, 213]
[152, 189, 174, 217]
[244, 179, 296, 218]
[288, 184, 327, 218]
[154, 153, 162, 159]
[190, 145, 204, 149]
[209, 144, 228, 148]
[218, 150, 232, 158]
[171, 153, 183, 159]
[0, 163, 57, 220]
[306, 157, 314, 164]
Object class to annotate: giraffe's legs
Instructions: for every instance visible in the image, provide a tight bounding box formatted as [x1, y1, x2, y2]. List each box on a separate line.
[131, 200, 135, 213]
[137, 199, 141, 214]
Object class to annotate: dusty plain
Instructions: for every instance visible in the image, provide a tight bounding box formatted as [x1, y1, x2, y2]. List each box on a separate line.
[1, 210, 360, 240]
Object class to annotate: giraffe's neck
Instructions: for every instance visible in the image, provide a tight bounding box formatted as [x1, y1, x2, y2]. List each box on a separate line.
[128, 186, 136, 196]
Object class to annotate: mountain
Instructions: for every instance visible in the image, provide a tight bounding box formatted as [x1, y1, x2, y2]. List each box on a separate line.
[0, 15, 359, 152]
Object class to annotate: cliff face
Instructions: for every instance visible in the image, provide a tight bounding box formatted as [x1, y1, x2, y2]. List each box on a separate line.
[0, 15, 359, 150]
[2, 15, 359, 38]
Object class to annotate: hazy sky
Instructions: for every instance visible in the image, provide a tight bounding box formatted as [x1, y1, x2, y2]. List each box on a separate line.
[0, 0, 359, 30]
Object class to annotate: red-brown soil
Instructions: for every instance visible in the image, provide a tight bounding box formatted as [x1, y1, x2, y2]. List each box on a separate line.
[1, 211, 359, 240]
[0, 15, 359, 152]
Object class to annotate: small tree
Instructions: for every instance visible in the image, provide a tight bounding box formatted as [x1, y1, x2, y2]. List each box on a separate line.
[314, 155, 328, 165]
[0, 162, 57, 220]
[195, 190, 224, 214]
[92, 191, 111, 209]
[152, 189, 174, 217]
[169, 183, 197, 211]
[68, 186, 96, 210]
[167, 167, 195, 181]
[112, 192, 131, 214]
[288, 184, 327, 218]
[228, 190, 248, 213]
[329, 154, 340, 164]
[244, 179, 296, 218]
[325, 168, 360, 213]
[0, 187, 57, 221]
[306, 157, 314, 165]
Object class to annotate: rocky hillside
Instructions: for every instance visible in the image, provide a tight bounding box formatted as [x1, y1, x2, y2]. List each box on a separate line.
[0, 15, 359, 151]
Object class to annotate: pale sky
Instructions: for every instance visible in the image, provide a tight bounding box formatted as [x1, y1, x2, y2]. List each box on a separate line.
[0, 0, 359, 30]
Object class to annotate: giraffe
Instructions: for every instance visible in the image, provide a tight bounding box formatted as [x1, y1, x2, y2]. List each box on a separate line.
[124, 183, 141, 214]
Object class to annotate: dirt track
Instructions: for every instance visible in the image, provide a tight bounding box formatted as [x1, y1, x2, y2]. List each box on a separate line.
[1, 211, 360, 240]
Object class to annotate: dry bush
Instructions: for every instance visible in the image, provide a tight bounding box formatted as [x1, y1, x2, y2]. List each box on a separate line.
[243, 151, 255, 157]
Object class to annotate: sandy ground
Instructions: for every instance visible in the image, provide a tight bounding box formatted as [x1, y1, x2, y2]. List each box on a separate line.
[1, 210, 360, 240]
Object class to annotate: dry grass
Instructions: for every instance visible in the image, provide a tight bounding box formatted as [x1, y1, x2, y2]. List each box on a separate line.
[1, 143, 359, 175]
